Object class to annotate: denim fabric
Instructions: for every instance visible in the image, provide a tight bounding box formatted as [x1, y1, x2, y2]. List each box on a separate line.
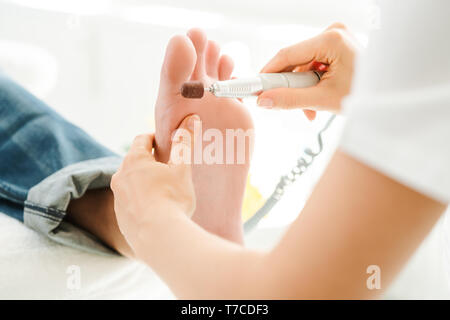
[0, 72, 121, 254]
[25, 156, 122, 254]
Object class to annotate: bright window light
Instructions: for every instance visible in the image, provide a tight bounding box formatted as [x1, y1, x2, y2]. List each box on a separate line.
[5, 0, 111, 15]
[117, 5, 224, 29]
[0, 40, 58, 98]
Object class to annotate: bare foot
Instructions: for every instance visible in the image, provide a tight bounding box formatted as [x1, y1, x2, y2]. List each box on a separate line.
[154, 29, 254, 243]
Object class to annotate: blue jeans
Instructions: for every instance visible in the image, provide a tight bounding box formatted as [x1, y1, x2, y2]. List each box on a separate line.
[0, 73, 121, 254]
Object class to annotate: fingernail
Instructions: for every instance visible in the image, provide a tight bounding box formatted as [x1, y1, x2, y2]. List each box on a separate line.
[187, 115, 200, 131]
[258, 98, 273, 108]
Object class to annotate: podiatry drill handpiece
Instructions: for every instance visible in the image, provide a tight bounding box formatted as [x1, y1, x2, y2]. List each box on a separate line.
[181, 71, 323, 99]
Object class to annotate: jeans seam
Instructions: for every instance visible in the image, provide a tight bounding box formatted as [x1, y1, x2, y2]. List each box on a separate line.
[25, 209, 61, 223]
[24, 201, 66, 219]
[0, 184, 23, 204]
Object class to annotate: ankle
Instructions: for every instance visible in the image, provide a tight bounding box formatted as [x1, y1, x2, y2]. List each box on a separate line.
[193, 210, 244, 244]
[67, 188, 134, 257]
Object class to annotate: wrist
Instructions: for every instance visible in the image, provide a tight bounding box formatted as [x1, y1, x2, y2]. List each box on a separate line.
[131, 202, 187, 257]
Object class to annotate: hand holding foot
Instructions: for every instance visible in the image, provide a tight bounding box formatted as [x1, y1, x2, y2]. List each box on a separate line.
[154, 29, 254, 243]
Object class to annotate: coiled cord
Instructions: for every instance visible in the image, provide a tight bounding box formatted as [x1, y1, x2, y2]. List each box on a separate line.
[243, 114, 336, 233]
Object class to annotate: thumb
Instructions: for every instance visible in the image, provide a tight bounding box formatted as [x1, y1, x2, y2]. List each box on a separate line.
[169, 114, 201, 166]
[257, 86, 324, 110]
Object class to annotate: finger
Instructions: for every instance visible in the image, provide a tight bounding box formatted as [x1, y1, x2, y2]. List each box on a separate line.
[169, 114, 201, 166]
[260, 37, 319, 73]
[257, 86, 325, 109]
[303, 109, 317, 121]
[110, 172, 119, 193]
[292, 61, 328, 74]
[292, 62, 313, 73]
[129, 134, 155, 160]
[325, 22, 359, 47]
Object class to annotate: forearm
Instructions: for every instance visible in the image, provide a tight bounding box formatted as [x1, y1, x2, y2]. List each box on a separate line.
[264, 151, 447, 299]
[134, 207, 268, 299]
[134, 150, 446, 300]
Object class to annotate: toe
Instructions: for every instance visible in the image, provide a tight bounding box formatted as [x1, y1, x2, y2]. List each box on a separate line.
[205, 40, 220, 78]
[218, 55, 234, 80]
[160, 35, 196, 93]
[187, 28, 208, 80]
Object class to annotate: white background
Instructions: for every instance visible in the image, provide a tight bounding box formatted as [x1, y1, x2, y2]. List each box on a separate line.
[0, 0, 449, 299]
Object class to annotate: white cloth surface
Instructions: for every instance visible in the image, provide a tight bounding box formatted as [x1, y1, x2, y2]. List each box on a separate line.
[0, 213, 173, 299]
[338, 0, 450, 290]
[340, 0, 450, 203]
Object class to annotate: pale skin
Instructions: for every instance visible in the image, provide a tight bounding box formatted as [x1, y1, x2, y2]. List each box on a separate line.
[153, 29, 253, 244]
[67, 28, 254, 255]
[110, 24, 448, 298]
[259, 22, 359, 120]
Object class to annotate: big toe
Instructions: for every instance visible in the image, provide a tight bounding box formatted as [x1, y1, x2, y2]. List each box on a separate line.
[159, 34, 197, 93]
